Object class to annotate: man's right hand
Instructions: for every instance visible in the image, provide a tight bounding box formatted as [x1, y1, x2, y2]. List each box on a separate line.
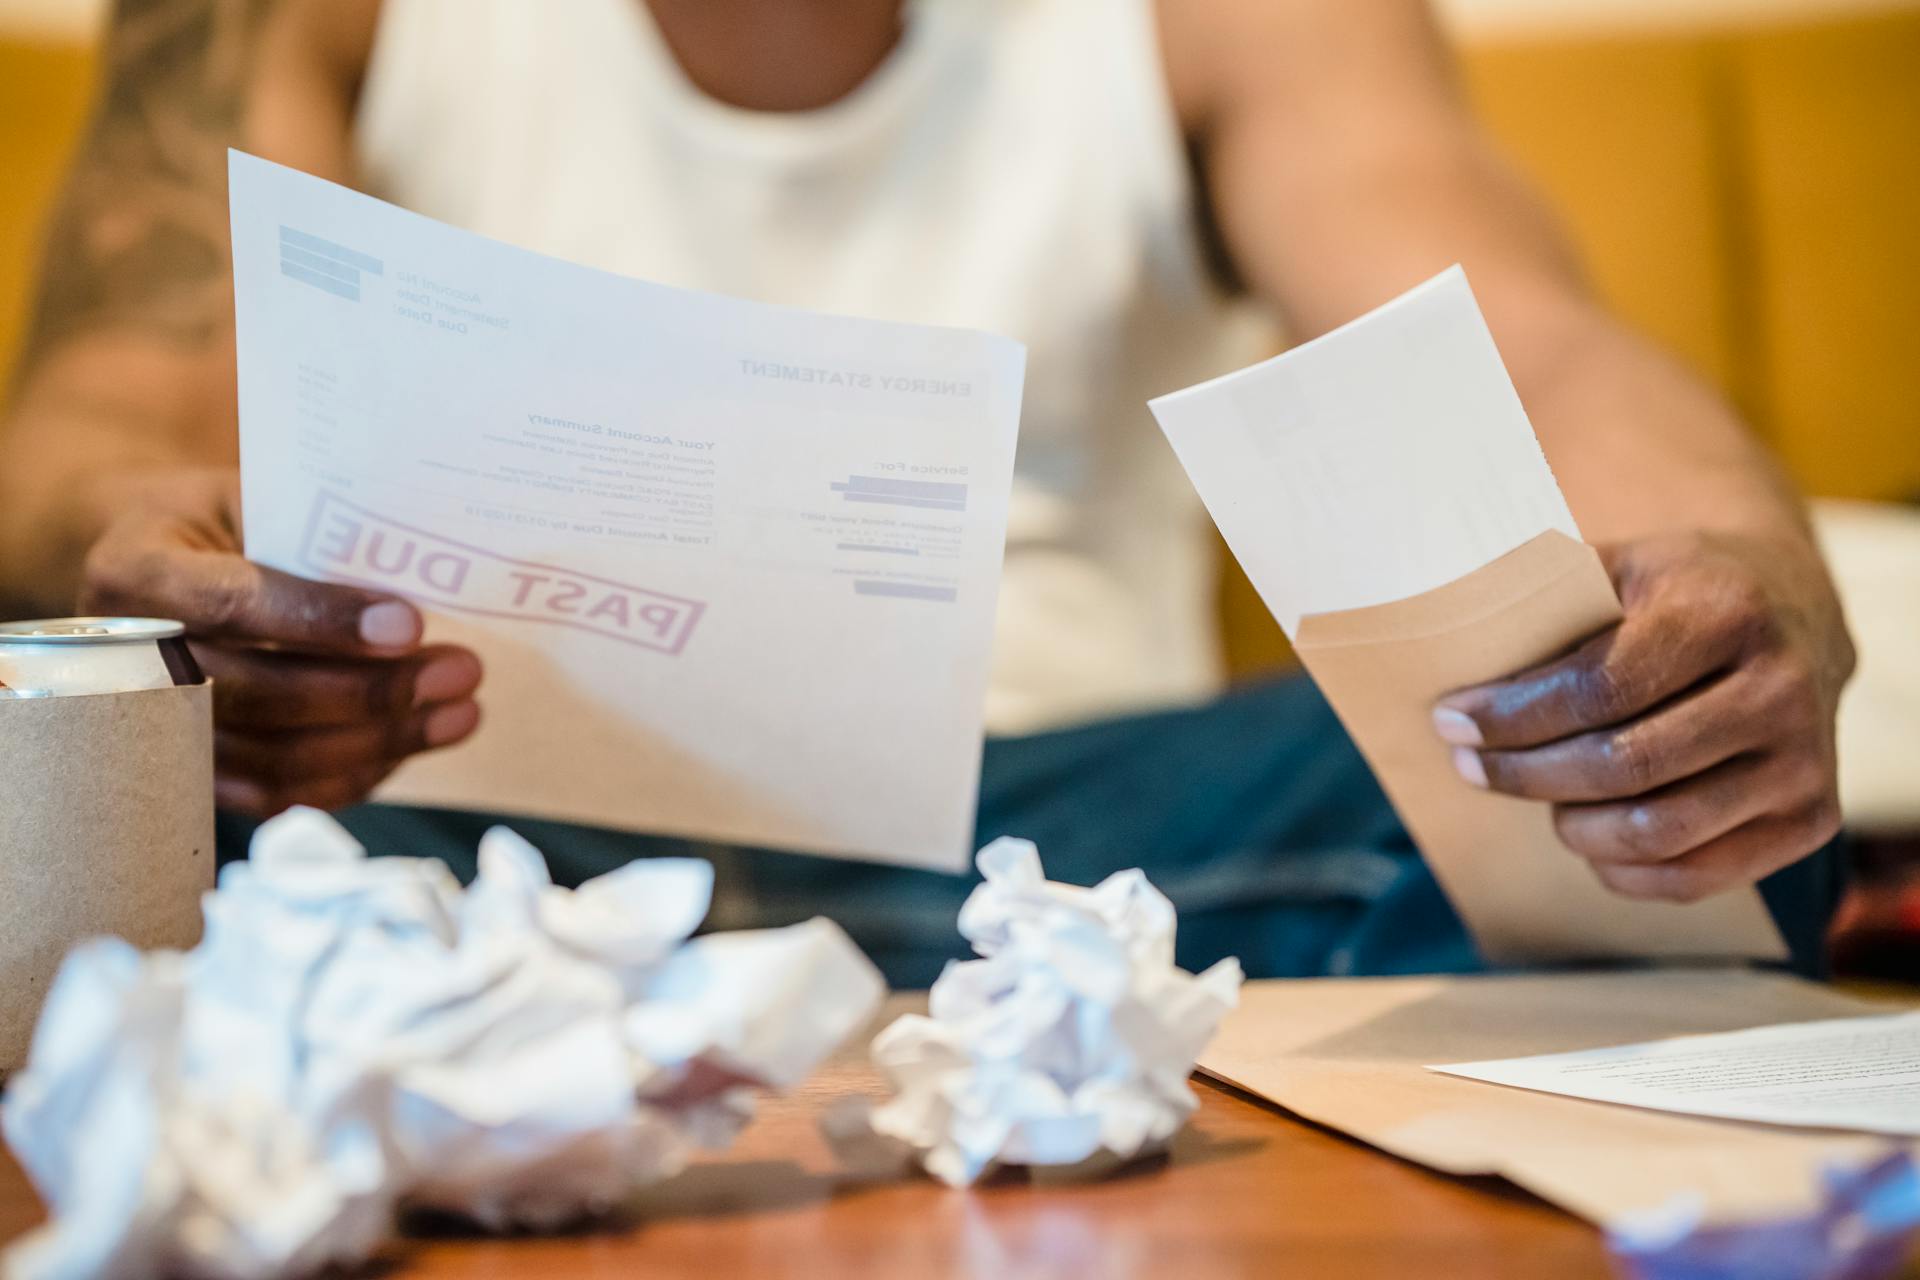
[76, 468, 482, 816]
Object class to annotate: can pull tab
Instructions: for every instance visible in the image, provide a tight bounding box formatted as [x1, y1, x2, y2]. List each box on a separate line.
[23, 624, 113, 637]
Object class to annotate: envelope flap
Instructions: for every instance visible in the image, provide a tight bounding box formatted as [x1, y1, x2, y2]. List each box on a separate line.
[1294, 530, 1606, 650]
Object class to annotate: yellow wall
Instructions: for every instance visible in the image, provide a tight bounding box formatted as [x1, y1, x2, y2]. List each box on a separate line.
[1437, 0, 1919, 37]
[1740, 12, 1920, 498]
[1463, 6, 1920, 499]
[0, 35, 95, 396]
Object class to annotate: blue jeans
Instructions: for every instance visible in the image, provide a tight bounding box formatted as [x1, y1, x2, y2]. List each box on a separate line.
[217, 675, 1841, 987]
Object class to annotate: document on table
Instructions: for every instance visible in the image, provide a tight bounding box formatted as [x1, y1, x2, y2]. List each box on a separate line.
[1199, 971, 1909, 1226]
[1148, 268, 1783, 962]
[1433, 1012, 1920, 1136]
[229, 151, 1026, 870]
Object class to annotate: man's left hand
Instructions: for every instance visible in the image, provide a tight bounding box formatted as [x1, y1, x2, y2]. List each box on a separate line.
[1432, 531, 1854, 904]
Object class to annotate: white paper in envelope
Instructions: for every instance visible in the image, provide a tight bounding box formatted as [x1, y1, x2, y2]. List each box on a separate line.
[1150, 268, 1783, 962]
[1150, 266, 1579, 636]
[230, 152, 1026, 870]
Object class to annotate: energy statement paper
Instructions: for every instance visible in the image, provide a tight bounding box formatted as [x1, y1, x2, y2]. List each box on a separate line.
[230, 151, 1027, 870]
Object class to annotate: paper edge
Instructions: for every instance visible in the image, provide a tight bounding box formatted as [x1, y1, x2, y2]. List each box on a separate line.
[1147, 265, 1467, 412]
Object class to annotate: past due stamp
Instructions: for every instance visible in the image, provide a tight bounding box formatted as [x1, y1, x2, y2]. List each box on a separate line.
[298, 491, 705, 655]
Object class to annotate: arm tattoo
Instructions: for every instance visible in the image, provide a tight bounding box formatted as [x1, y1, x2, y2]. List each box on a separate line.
[20, 0, 278, 361]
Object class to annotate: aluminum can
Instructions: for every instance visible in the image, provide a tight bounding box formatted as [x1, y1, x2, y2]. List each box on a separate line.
[0, 618, 202, 699]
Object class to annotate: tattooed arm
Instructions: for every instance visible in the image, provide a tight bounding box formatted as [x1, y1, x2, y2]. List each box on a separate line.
[0, 0, 483, 813]
[0, 0, 372, 609]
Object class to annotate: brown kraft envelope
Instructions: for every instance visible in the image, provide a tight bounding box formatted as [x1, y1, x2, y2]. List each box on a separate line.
[0, 681, 215, 1068]
[1293, 529, 1786, 964]
[1199, 971, 1913, 1227]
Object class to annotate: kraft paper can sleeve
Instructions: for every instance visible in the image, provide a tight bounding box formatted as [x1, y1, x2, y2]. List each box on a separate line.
[1293, 531, 1787, 965]
[0, 682, 214, 1068]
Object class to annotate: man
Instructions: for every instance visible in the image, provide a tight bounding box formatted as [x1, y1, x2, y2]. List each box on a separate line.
[0, 0, 1852, 982]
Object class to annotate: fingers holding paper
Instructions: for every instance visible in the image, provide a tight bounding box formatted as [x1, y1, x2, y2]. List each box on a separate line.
[1432, 532, 1852, 903]
[77, 467, 484, 816]
[201, 647, 482, 814]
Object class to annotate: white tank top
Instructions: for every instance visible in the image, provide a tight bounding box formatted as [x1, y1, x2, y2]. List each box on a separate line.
[354, 0, 1273, 734]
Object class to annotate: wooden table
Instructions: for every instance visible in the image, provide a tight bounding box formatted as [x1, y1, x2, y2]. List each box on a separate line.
[0, 1002, 1625, 1279]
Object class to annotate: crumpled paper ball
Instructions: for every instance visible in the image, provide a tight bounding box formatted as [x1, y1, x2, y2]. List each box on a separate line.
[1608, 1151, 1920, 1280]
[827, 837, 1242, 1186]
[2, 808, 884, 1280]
